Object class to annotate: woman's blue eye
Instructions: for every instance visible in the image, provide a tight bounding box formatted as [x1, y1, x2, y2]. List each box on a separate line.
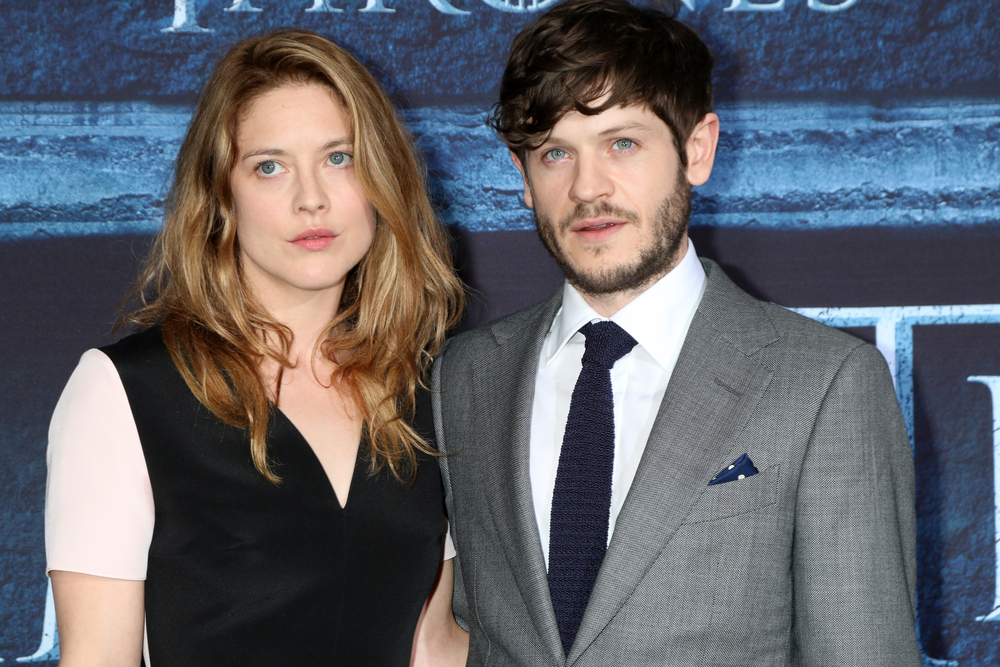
[614, 138, 635, 150]
[258, 161, 279, 176]
[328, 152, 353, 166]
[545, 148, 567, 161]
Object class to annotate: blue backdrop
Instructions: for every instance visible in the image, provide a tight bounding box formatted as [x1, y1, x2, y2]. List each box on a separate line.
[1, 0, 998, 664]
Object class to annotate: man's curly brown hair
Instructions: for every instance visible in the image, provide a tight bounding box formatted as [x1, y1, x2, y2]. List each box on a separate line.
[488, 0, 714, 168]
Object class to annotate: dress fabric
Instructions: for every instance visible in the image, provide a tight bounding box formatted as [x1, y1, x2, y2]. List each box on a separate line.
[91, 326, 446, 667]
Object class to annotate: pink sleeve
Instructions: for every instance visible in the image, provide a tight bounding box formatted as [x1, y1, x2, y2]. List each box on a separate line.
[45, 349, 154, 580]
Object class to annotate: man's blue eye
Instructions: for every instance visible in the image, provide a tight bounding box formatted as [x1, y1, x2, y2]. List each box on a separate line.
[328, 152, 353, 166]
[546, 148, 567, 160]
[258, 160, 278, 175]
[614, 139, 635, 150]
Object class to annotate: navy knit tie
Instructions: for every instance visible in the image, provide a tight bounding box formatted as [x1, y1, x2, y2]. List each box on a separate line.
[548, 320, 638, 655]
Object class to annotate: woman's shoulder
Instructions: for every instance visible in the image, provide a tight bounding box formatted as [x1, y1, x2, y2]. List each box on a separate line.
[100, 324, 166, 361]
[98, 325, 173, 379]
[58, 347, 129, 411]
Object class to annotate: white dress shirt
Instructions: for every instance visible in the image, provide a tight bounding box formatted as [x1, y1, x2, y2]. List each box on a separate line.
[529, 238, 707, 568]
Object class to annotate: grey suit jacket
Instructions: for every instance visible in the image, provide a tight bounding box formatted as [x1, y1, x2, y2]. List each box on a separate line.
[432, 259, 922, 667]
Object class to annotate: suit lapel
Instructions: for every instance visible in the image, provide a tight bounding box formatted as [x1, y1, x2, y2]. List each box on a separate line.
[567, 261, 778, 663]
[472, 292, 565, 665]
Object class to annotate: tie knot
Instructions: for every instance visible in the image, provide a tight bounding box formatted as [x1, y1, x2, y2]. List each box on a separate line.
[579, 321, 638, 370]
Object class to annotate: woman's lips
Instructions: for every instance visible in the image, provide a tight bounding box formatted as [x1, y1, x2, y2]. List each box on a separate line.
[291, 228, 336, 251]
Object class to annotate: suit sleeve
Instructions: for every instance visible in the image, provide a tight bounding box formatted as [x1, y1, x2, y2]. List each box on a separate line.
[431, 351, 471, 631]
[791, 342, 922, 666]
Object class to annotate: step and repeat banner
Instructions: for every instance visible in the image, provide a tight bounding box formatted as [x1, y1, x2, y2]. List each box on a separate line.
[1, 0, 998, 663]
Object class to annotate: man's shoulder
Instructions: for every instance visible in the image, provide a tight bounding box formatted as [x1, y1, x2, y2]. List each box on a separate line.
[761, 300, 867, 355]
[700, 260, 876, 369]
[758, 302, 891, 388]
[440, 291, 562, 367]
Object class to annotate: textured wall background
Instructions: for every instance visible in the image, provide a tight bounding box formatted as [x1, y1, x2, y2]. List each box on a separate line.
[1, 0, 999, 664]
[2, 0, 997, 100]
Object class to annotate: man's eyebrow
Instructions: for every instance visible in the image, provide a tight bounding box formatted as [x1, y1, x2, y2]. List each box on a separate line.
[539, 123, 657, 148]
[596, 122, 656, 138]
[240, 137, 353, 161]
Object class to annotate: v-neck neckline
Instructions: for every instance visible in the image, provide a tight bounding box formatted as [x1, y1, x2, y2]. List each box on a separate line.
[271, 404, 363, 511]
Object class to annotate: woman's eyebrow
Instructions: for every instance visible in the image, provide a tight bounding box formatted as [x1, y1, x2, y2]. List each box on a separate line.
[240, 137, 353, 162]
[319, 137, 353, 151]
[241, 147, 288, 161]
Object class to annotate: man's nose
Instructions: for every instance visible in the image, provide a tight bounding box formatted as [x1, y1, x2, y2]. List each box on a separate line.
[568, 156, 613, 204]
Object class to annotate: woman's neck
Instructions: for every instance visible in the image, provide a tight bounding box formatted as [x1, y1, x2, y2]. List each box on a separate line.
[250, 279, 344, 366]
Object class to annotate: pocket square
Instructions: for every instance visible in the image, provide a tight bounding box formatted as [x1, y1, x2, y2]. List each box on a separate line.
[708, 454, 759, 486]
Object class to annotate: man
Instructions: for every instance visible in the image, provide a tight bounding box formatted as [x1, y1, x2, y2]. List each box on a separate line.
[431, 0, 922, 664]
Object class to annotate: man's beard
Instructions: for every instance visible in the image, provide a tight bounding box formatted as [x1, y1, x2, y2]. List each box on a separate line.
[534, 174, 692, 298]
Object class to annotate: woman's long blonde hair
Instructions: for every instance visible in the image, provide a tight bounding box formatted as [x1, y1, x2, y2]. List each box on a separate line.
[124, 29, 463, 483]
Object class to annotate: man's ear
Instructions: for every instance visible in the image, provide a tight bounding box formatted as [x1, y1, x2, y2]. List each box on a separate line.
[510, 150, 534, 209]
[684, 113, 720, 187]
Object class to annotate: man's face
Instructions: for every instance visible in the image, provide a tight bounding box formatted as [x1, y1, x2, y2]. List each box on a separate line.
[515, 104, 713, 301]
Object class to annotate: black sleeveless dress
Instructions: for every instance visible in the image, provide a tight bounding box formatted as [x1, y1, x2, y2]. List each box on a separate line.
[101, 326, 447, 667]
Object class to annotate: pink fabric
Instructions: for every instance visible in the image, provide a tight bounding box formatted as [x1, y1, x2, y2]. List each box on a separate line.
[45, 349, 455, 582]
[46, 349, 154, 580]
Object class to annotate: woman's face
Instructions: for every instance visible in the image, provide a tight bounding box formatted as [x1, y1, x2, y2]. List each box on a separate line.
[230, 83, 376, 313]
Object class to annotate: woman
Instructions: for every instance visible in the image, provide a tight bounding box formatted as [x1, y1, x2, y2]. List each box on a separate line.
[45, 29, 466, 666]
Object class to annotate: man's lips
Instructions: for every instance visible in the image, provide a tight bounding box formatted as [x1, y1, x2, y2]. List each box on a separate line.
[570, 217, 626, 232]
[291, 228, 337, 250]
[570, 218, 627, 242]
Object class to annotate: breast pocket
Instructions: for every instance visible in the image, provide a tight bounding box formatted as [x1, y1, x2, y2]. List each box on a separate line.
[682, 464, 780, 524]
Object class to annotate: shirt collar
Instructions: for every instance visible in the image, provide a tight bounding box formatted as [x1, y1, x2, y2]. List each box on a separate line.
[543, 238, 707, 368]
